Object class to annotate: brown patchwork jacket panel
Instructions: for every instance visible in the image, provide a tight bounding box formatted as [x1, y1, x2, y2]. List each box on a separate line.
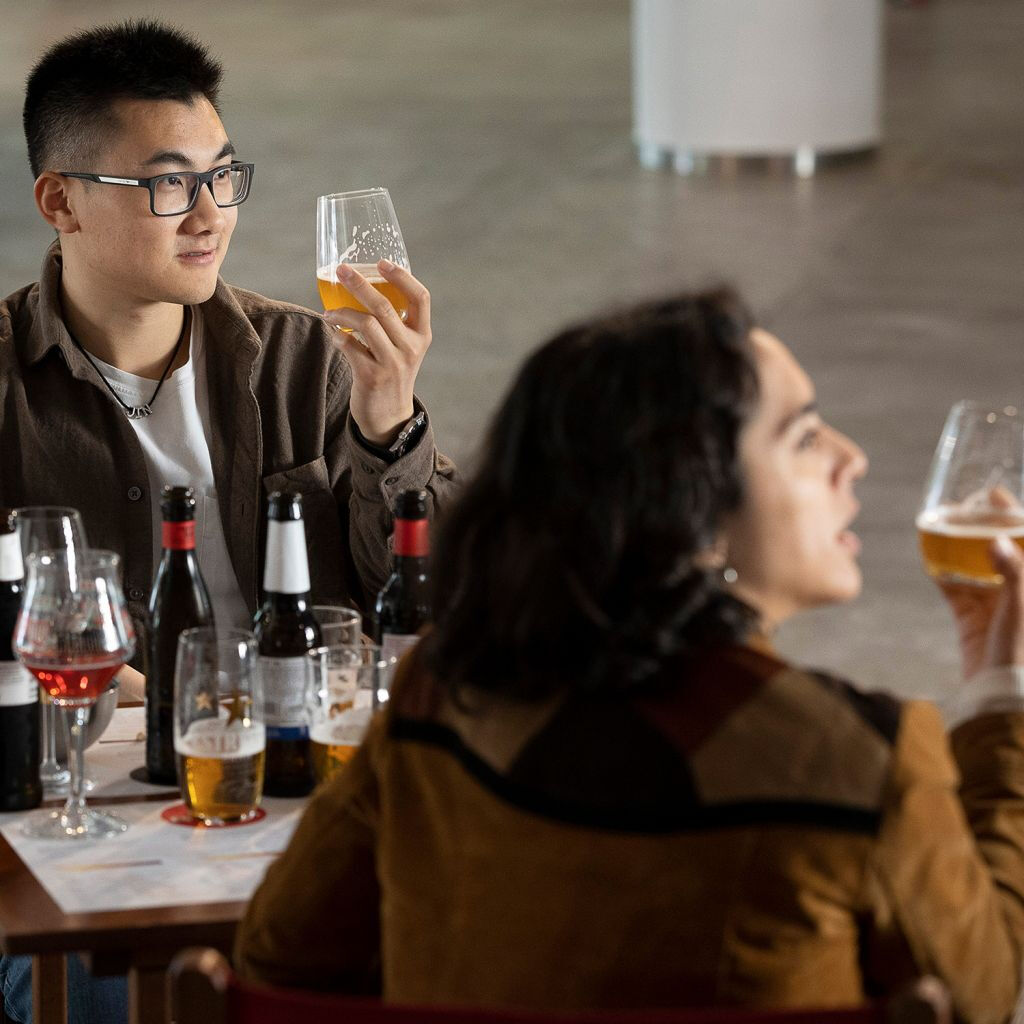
[235, 644, 1024, 1024]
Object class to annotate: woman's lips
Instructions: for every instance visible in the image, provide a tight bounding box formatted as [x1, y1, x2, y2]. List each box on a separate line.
[838, 529, 861, 555]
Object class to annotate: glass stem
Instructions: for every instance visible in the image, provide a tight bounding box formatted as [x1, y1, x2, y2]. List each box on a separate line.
[42, 701, 59, 768]
[65, 705, 90, 820]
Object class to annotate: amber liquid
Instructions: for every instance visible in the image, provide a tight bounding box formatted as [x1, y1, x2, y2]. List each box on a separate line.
[317, 265, 410, 330]
[311, 739, 358, 784]
[917, 509, 1024, 585]
[178, 750, 265, 823]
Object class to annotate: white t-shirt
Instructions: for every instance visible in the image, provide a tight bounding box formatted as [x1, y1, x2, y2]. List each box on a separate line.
[90, 309, 253, 630]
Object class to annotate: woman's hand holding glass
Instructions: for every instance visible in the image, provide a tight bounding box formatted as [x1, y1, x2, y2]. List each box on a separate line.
[919, 402, 1024, 678]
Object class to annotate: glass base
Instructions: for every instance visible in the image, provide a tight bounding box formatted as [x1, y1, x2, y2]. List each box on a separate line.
[22, 806, 128, 840]
[40, 763, 71, 792]
[41, 773, 95, 797]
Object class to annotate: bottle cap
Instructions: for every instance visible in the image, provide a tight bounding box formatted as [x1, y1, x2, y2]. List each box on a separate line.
[160, 485, 197, 522]
[393, 489, 428, 521]
[0, 509, 15, 536]
[267, 491, 304, 522]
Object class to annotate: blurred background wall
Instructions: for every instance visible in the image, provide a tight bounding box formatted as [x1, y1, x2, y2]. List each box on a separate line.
[1, 0, 1021, 697]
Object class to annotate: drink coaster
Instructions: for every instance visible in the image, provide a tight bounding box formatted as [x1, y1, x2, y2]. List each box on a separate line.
[161, 803, 267, 828]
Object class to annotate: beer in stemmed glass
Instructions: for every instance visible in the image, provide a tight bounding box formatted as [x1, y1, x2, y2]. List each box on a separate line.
[917, 402, 1024, 585]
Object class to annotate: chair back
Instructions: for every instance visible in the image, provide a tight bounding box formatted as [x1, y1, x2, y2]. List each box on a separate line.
[169, 949, 950, 1024]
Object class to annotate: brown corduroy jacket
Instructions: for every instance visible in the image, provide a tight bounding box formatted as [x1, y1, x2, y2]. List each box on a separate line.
[0, 244, 458, 627]
[236, 642, 1024, 1024]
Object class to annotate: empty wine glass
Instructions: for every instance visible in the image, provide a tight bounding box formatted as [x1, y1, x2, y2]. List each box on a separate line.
[12, 507, 87, 794]
[15, 550, 135, 839]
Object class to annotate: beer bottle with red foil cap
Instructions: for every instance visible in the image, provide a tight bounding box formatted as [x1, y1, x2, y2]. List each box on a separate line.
[374, 489, 432, 665]
[0, 509, 41, 811]
[145, 486, 214, 785]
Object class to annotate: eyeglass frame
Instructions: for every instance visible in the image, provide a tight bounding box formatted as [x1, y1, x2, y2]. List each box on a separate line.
[57, 162, 255, 217]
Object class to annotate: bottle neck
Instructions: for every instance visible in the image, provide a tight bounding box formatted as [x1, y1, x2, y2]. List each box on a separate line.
[0, 533, 24, 584]
[262, 591, 313, 614]
[263, 519, 311, 595]
[161, 520, 197, 552]
[393, 554, 429, 576]
[393, 517, 429, 559]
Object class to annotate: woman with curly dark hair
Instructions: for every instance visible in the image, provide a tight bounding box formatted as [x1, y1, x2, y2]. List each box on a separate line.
[237, 289, 1024, 1024]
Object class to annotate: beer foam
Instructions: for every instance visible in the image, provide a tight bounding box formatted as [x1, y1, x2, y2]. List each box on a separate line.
[175, 717, 266, 759]
[317, 263, 387, 285]
[310, 708, 371, 748]
[916, 510, 1024, 537]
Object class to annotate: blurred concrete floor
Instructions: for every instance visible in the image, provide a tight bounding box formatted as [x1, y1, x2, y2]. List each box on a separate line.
[1, 1, 1021, 699]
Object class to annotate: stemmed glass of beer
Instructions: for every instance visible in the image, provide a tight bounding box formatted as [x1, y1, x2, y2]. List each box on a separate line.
[316, 188, 411, 327]
[173, 628, 265, 826]
[917, 402, 1024, 585]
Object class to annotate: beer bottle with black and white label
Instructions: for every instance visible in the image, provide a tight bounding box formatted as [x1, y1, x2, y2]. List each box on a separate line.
[254, 492, 321, 797]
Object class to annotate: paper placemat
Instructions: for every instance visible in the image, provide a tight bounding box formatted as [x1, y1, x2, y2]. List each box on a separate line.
[1, 796, 304, 914]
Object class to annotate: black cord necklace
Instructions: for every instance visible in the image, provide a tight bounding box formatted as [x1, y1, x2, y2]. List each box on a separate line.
[71, 310, 190, 420]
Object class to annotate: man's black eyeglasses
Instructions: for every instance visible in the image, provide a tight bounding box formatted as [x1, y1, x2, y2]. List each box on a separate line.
[59, 162, 254, 217]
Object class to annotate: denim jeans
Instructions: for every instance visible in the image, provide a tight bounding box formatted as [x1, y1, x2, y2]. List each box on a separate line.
[0, 954, 127, 1024]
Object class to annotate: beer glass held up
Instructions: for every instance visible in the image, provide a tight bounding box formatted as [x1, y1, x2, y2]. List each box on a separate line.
[173, 628, 265, 826]
[316, 188, 411, 329]
[917, 402, 1024, 586]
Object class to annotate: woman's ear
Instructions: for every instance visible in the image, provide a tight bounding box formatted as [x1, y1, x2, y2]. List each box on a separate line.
[34, 173, 80, 233]
[693, 533, 729, 573]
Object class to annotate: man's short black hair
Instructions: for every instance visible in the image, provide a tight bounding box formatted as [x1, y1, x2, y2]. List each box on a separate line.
[24, 19, 223, 178]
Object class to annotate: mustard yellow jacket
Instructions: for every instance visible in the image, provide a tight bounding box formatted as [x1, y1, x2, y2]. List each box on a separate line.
[236, 643, 1024, 1024]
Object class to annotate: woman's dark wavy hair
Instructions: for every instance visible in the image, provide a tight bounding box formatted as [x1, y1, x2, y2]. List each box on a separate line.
[422, 287, 760, 702]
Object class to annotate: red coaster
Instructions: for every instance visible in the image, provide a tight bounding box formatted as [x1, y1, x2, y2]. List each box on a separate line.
[161, 803, 267, 828]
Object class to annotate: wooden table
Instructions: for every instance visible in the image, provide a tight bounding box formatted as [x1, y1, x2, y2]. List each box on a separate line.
[0, 797, 245, 1024]
[0, 707, 303, 1024]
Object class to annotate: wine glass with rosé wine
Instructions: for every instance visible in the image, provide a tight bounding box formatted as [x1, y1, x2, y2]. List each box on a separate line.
[12, 506, 88, 795]
[14, 549, 135, 839]
[316, 188, 411, 330]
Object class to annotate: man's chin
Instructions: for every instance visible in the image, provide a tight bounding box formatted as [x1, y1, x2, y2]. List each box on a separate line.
[163, 276, 220, 307]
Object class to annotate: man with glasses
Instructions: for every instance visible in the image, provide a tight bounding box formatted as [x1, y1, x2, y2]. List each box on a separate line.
[0, 19, 455, 1023]
[0, 19, 455, 653]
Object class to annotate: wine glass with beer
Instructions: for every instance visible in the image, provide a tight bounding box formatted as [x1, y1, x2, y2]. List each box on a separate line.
[316, 188, 410, 328]
[14, 550, 135, 838]
[917, 402, 1024, 585]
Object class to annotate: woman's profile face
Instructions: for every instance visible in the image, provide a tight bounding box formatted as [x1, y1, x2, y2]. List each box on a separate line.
[721, 329, 868, 631]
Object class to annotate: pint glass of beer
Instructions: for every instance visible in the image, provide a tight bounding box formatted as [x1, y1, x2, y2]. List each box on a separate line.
[173, 628, 265, 825]
[917, 402, 1024, 585]
[308, 644, 392, 785]
[316, 188, 411, 327]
